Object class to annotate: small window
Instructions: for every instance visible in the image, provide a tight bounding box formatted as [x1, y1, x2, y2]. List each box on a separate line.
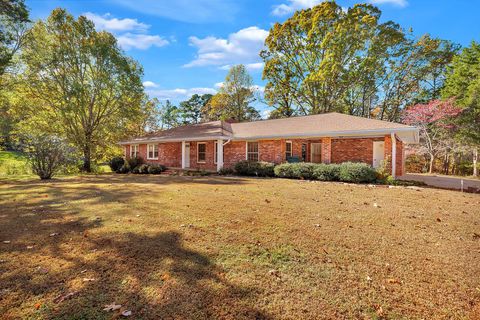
[197, 142, 206, 163]
[247, 141, 259, 162]
[286, 141, 292, 159]
[301, 143, 307, 161]
[130, 144, 139, 158]
[147, 144, 158, 159]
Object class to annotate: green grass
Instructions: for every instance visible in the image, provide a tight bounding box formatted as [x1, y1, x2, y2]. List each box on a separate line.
[0, 150, 32, 176]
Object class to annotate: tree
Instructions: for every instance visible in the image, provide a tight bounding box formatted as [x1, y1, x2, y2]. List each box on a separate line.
[158, 100, 180, 129]
[204, 65, 260, 121]
[178, 94, 212, 124]
[0, 0, 29, 75]
[442, 42, 480, 176]
[25, 134, 74, 179]
[19, 9, 146, 172]
[402, 99, 462, 173]
[261, 2, 456, 121]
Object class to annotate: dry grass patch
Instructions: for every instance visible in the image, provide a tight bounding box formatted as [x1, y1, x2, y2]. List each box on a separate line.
[0, 174, 479, 319]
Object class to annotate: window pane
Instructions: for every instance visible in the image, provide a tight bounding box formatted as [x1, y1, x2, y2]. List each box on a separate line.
[198, 143, 206, 161]
[198, 143, 206, 153]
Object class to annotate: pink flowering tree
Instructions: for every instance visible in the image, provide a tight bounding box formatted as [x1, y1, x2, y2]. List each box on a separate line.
[402, 98, 462, 173]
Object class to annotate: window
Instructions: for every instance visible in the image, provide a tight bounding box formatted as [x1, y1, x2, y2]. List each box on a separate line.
[285, 141, 292, 159]
[301, 143, 307, 162]
[246, 141, 259, 162]
[197, 142, 206, 163]
[130, 144, 139, 158]
[147, 144, 158, 159]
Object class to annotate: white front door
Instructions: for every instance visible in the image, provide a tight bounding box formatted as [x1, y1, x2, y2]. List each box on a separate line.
[184, 143, 190, 168]
[373, 141, 385, 168]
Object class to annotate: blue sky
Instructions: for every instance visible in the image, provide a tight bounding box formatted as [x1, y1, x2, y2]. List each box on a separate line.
[26, 0, 480, 114]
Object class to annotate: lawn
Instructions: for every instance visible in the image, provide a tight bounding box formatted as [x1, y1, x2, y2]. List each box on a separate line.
[0, 174, 479, 319]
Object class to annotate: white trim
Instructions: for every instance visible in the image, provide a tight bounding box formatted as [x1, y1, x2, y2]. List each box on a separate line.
[197, 142, 207, 163]
[391, 132, 397, 178]
[181, 141, 186, 169]
[119, 128, 419, 145]
[146, 143, 158, 160]
[246, 141, 259, 161]
[216, 139, 224, 171]
[130, 144, 139, 158]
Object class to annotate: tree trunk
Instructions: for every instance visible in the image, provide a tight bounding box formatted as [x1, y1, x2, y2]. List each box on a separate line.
[429, 155, 434, 174]
[474, 148, 478, 177]
[83, 145, 91, 172]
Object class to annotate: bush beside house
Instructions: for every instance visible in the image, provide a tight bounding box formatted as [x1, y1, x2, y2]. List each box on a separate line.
[109, 156, 166, 174]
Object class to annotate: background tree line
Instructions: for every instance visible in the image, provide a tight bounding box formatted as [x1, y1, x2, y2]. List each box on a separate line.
[0, 0, 478, 176]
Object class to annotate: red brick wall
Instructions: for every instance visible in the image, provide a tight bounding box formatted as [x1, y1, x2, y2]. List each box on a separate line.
[224, 141, 246, 168]
[124, 136, 404, 175]
[331, 138, 381, 164]
[187, 141, 216, 170]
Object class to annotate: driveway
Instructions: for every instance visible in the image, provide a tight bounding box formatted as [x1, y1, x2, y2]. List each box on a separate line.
[399, 173, 480, 192]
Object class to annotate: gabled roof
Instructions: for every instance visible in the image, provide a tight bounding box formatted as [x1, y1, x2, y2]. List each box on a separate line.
[120, 112, 419, 144]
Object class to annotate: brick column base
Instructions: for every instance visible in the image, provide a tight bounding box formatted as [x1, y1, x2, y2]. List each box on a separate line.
[321, 137, 331, 164]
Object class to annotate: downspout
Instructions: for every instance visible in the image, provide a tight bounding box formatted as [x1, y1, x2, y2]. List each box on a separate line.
[223, 139, 231, 146]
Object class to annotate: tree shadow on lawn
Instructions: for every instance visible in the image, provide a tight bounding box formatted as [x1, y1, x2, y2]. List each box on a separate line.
[0, 183, 269, 320]
[2, 228, 270, 319]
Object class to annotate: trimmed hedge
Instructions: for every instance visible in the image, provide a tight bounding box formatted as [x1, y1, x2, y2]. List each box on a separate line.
[109, 156, 125, 172]
[274, 162, 316, 180]
[234, 160, 275, 177]
[269, 161, 376, 183]
[338, 162, 377, 183]
[148, 164, 166, 174]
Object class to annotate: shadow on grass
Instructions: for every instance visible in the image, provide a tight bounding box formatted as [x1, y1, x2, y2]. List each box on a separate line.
[0, 175, 269, 319]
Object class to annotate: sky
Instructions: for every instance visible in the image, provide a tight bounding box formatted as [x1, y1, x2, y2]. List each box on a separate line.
[25, 0, 480, 115]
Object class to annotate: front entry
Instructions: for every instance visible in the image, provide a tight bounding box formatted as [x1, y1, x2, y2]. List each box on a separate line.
[184, 142, 190, 168]
[373, 141, 385, 168]
[311, 143, 322, 163]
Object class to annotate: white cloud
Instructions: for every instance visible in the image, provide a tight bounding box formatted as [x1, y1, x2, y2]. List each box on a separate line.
[214, 82, 224, 88]
[261, 109, 271, 119]
[272, 0, 323, 16]
[83, 12, 169, 51]
[184, 26, 268, 69]
[83, 12, 148, 32]
[143, 81, 159, 88]
[369, 0, 408, 7]
[117, 33, 169, 50]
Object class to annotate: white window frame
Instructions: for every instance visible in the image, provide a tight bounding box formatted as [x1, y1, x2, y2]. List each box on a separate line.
[130, 144, 139, 158]
[147, 143, 158, 160]
[246, 141, 259, 162]
[285, 141, 292, 159]
[197, 142, 207, 163]
[214, 141, 225, 165]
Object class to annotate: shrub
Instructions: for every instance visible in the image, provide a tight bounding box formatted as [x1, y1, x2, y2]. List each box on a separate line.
[147, 164, 166, 174]
[132, 163, 150, 174]
[25, 134, 74, 180]
[234, 160, 275, 177]
[274, 162, 316, 179]
[117, 163, 131, 174]
[218, 167, 234, 175]
[109, 156, 125, 172]
[338, 162, 377, 183]
[312, 163, 341, 181]
[127, 156, 144, 170]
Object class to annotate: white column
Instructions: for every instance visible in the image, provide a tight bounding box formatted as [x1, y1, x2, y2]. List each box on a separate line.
[181, 141, 186, 169]
[217, 139, 224, 172]
[391, 132, 396, 178]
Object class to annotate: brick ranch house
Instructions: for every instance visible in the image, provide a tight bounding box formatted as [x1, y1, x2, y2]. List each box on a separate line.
[119, 112, 419, 177]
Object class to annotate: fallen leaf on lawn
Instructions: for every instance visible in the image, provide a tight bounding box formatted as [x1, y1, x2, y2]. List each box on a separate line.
[265, 199, 271, 203]
[82, 278, 96, 282]
[50, 233, 59, 237]
[366, 275, 372, 282]
[103, 303, 122, 311]
[436, 217, 442, 222]
[3, 241, 10, 244]
[121, 310, 132, 317]
[386, 278, 401, 284]
[160, 274, 170, 281]
[268, 269, 280, 278]
[37, 267, 49, 274]
[26, 245, 34, 249]
[53, 291, 77, 303]
[34, 302, 41, 310]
